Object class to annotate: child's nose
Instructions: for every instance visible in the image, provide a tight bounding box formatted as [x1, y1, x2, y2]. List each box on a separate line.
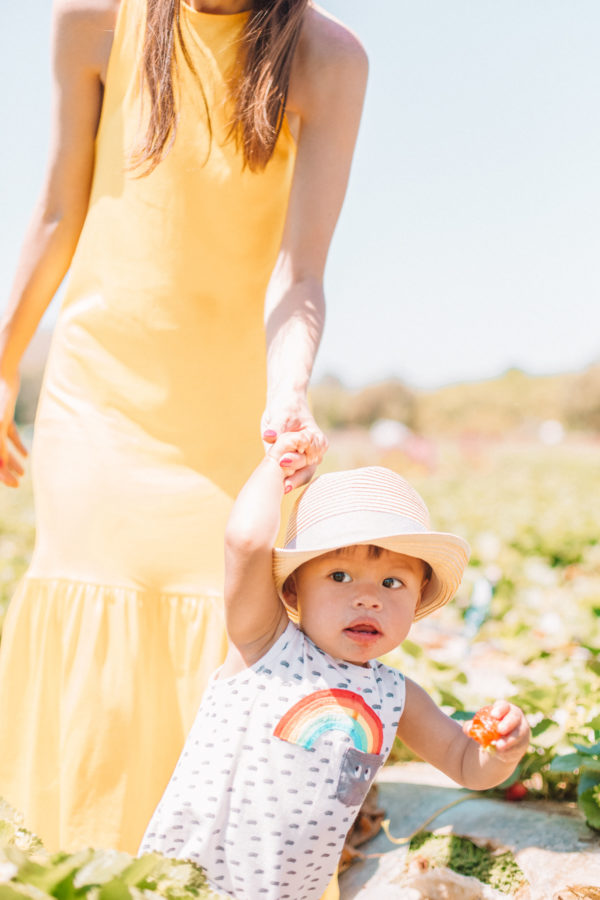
[352, 585, 383, 610]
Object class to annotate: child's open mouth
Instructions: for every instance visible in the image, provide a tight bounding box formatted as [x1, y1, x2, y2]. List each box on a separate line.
[343, 622, 381, 643]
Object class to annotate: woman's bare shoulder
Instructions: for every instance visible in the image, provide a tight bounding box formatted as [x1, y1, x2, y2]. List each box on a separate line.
[302, 4, 368, 66]
[53, 0, 120, 27]
[53, 0, 121, 78]
[288, 3, 368, 116]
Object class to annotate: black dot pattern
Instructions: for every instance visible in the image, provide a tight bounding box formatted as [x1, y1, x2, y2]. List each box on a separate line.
[139, 621, 405, 899]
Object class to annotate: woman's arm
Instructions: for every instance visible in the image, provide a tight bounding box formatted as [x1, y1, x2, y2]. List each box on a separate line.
[397, 679, 530, 791]
[0, 0, 118, 486]
[262, 8, 368, 488]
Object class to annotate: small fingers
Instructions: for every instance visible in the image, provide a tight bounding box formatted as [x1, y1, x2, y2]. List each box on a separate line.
[286, 428, 327, 468]
[284, 463, 318, 493]
[495, 706, 530, 752]
[271, 428, 315, 459]
[489, 700, 510, 721]
[306, 430, 328, 468]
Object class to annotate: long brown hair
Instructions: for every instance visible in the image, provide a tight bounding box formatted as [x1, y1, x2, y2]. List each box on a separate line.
[134, 0, 308, 174]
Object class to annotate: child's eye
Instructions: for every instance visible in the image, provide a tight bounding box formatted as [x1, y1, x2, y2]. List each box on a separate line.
[382, 576, 403, 589]
[330, 571, 352, 583]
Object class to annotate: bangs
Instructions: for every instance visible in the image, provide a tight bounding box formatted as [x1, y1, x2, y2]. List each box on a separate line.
[333, 544, 384, 559]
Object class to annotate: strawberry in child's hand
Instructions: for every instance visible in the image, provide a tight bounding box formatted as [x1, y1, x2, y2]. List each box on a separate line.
[468, 705, 502, 749]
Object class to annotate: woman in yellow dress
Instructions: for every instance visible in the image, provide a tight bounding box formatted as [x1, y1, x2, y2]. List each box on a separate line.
[0, 0, 367, 877]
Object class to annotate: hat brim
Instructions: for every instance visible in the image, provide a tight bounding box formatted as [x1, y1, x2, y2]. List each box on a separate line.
[273, 531, 470, 621]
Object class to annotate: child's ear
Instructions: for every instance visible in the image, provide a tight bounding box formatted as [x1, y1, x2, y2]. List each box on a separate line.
[282, 574, 299, 611]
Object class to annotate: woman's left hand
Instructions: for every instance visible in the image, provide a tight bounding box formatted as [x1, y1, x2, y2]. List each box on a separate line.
[261, 397, 327, 490]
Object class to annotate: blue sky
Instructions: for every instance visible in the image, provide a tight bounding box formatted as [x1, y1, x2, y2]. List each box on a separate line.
[2, 1, 599, 388]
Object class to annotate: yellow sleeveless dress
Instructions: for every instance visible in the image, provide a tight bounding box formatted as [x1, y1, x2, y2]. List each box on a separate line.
[0, 0, 296, 854]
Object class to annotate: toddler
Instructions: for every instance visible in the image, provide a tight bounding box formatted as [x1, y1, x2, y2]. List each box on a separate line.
[140, 430, 530, 899]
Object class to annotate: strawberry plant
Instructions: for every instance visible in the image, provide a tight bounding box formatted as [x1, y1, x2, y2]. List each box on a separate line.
[549, 715, 600, 830]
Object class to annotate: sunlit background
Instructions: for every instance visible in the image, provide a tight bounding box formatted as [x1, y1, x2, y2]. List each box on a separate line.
[1, 1, 599, 388]
[1, 0, 600, 866]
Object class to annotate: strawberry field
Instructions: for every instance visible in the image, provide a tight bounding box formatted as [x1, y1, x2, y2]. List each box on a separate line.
[324, 430, 600, 828]
[1, 429, 600, 842]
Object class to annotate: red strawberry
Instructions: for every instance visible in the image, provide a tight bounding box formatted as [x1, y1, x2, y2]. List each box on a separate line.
[468, 705, 502, 749]
[504, 782, 528, 801]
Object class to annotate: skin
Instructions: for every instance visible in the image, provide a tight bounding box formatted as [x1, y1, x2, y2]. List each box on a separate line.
[0, 0, 367, 487]
[283, 547, 427, 666]
[223, 429, 531, 791]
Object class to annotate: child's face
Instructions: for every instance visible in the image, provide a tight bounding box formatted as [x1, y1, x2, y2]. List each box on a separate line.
[283, 545, 428, 666]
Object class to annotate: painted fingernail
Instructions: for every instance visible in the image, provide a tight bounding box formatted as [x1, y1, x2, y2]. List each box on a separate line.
[280, 457, 292, 466]
[284, 483, 292, 494]
[263, 429, 277, 439]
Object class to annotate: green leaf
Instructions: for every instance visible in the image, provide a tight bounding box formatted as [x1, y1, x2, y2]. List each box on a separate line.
[451, 710, 474, 722]
[14, 851, 92, 899]
[549, 753, 589, 773]
[400, 640, 422, 658]
[437, 689, 464, 709]
[531, 717, 555, 738]
[572, 741, 600, 757]
[73, 851, 132, 889]
[0, 887, 51, 900]
[97, 881, 131, 900]
[578, 771, 600, 797]
[118, 855, 164, 888]
[579, 787, 600, 830]
[498, 765, 523, 789]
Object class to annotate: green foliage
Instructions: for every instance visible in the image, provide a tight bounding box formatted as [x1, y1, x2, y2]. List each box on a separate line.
[0, 801, 220, 900]
[407, 831, 527, 894]
[312, 365, 600, 438]
[0, 845, 218, 900]
[549, 720, 600, 830]
[3, 419, 600, 841]
[565, 364, 600, 432]
[376, 438, 600, 825]
[312, 376, 416, 431]
[0, 800, 220, 900]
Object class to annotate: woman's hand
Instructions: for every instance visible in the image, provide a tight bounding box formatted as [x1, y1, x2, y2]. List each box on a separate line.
[0, 374, 28, 488]
[262, 397, 327, 491]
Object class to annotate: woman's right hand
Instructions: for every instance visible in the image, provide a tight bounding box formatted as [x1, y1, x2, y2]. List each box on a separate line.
[0, 374, 28, 488]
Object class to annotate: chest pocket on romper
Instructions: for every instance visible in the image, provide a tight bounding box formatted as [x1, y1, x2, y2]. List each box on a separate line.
[336, 746, 384, 807]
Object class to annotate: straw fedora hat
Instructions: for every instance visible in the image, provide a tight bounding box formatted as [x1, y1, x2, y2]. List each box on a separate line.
[273, 466, 470, 621]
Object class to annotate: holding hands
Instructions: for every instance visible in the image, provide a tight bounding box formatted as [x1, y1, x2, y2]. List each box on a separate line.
[266, 425, 327, 493]
[263, 405, 327, 493]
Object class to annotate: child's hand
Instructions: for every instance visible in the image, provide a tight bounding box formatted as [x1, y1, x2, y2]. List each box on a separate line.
[465, 701, 530, 762]
[267, 429, 324, 493]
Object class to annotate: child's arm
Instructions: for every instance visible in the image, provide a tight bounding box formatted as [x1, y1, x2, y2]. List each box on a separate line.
[396, 679, 530, 790]
[222, 429, 320, 670]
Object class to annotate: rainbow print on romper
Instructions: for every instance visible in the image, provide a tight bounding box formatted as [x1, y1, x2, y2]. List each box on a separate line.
[274, 689, 383, 754]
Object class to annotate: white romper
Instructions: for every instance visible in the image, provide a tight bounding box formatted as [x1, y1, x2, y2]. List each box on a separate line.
[140, 621, 405, 899]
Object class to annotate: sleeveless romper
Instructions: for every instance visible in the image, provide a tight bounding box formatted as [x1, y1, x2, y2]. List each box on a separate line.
[0, 0, 295, 854]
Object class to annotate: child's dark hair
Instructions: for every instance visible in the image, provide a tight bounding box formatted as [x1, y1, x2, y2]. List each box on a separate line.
[334, 544, 432, 580]
[282, 545, 433, 592]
